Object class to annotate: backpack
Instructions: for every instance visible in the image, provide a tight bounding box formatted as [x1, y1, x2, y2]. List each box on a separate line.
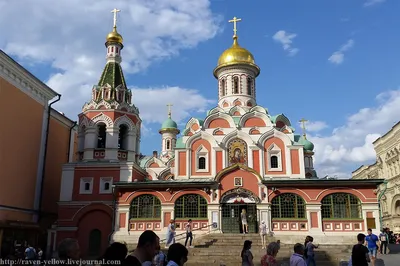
[26, 247, 37, 260]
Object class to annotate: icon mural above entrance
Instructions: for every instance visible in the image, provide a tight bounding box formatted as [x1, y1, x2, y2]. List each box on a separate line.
[228, 138, 248, 166]
[221, 188, 261, 233]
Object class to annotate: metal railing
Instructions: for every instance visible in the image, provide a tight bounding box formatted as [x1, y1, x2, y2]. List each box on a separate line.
[159, 222, 218, 243]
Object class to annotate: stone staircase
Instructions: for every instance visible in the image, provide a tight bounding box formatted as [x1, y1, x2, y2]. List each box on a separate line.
[183, 234, 352, 266]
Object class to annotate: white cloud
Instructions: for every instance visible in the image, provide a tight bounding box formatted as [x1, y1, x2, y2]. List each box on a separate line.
[272, 30, 299, 56]
[364, 0, 386, 7]
[132, 86, 215, 124]
[328, 39, 354, 65]
[309, 89, 400, 178]
[303, 121, 328, 132]
[0, 0, 220, 120]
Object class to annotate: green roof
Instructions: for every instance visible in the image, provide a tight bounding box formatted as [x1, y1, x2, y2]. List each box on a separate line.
[175, 137, 185, 148]
[161, 118, 178, 129]
[98, 62, 127, 89]
[298, 136, 314, 151]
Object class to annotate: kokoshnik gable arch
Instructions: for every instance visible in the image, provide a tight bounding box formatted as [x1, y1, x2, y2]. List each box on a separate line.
[55, 12, 384, 257]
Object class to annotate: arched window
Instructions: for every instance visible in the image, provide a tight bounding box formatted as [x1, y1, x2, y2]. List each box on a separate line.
[84, 182, 91, 191]
[118, 124, 129, 150]
[271, 193, 306, 219]
[233, 76, 239, 94]
[104, 182, 110, 190]
[321, 193, 362, 219]
[270, 155, 279, 168]
[97, 124, 107, 148]
[166, 140, 171, 150]
[198, 157, 206, 170]
[247, 77, 252, 95]
[88, 229, 101, 256]
[175, 194, 207, 219]
[130, 195, 161, 219]
[220, 79, 226, 96]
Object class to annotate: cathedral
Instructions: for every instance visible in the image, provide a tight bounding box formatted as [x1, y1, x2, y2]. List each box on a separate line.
[55, 11, 383, 258]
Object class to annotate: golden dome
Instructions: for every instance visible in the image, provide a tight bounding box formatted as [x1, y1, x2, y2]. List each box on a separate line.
[214, 36, 259, 77]
[106, 27, 123, 44]
[217, 36, 255, 66]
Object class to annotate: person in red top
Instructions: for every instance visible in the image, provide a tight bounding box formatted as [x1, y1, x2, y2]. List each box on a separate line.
[261, 242, 280, 266]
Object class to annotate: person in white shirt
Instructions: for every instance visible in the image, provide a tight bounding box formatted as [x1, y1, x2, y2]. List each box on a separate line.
[184, 219, 193, 248]
[166, 243, 188, 266]
[259, 221, 267, 249]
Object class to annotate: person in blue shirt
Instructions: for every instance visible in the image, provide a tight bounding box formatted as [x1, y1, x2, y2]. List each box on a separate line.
[365, 228, 380, 266]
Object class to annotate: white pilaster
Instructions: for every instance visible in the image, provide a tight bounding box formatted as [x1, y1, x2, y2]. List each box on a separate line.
[186, 149, 191, 178]
[362, 203, 381, 234]
[306, 204, 322, 234]
[84, 127, 97, 160]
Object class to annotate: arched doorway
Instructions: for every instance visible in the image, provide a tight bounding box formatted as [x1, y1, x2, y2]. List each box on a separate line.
[221, 188, 261, 233]
[88, 229, 101, 257]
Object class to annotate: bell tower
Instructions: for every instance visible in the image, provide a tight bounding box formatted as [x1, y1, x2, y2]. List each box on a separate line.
[77, 9, 141, 163]
[213, 17, 260, 110]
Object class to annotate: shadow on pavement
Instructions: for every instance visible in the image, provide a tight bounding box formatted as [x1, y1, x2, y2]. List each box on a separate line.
[388, 244, 400, 254]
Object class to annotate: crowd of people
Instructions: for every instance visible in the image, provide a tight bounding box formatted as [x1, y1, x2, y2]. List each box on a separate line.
[8, 221, 398, 266]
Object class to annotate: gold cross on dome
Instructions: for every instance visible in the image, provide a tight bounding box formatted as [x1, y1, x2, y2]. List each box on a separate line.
[228, 16, 242, 36]
[166, 103, 173, 118]
[111, 8, 121, 28]
[299, 118, 308, 139]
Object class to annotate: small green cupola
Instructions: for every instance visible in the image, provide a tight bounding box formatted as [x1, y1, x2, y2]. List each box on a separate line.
[299, 136, 314, 152]
[159, 104, 180, 134]
[299, 118, 314, 152]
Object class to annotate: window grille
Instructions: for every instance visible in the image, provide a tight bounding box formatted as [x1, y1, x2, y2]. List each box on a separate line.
[321, 193, 361, 219]
[198, 157, 206, 169]
[175, 194, 207, 219]
[271, 193, 306, 219]
[130, 195, 161, 219]
[270, 155, 279, 168]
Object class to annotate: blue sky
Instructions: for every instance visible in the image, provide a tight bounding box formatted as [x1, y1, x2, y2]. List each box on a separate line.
[1, 0, 400, 177]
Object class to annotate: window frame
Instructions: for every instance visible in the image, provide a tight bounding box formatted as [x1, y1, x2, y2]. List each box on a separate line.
[321, 193, 362, 220]
[130, 195, 162, 220]
[174, 194, 208, 219]
[271, 193, 306, 219]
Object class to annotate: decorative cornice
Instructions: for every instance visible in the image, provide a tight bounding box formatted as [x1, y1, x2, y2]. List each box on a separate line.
[0, 50, 59, 104]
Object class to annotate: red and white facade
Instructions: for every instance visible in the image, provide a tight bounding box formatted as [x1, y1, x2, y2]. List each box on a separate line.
[55, 18, 383, 258]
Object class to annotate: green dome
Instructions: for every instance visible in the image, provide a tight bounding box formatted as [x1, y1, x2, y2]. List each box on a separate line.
[299, 136, 314, 151]
[161, 118, 178, 130]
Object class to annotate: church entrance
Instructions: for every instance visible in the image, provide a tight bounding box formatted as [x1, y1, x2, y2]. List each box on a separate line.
[220, 188, 260, 234]
[221, 203, 257, 233]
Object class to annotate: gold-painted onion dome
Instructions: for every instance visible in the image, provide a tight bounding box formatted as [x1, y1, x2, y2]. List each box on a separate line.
[217, 36, 255, 66]
[106, 27, 123, 44]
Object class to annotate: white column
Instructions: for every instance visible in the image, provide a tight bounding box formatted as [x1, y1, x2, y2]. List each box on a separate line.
[105, 127, 119, 161]
[127, 132, 136, 161]
[208, 204, 220, 232]
[186, 149, 191, 178]
[115, 205, 130, 232]
[84, 127, 97, 160]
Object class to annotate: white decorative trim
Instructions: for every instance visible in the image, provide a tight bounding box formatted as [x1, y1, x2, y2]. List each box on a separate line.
[114, 115, 136, 131]
[196, 145, 209, 172]
[79, 177, 94, 194]
[267, 144, 282, 171]
[203, 112, 236, 129]
[238, 111, 272, 128]
[99, 177, 113, 194]
[90, 112, 114, 127]
[0, 51, 58, 104]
